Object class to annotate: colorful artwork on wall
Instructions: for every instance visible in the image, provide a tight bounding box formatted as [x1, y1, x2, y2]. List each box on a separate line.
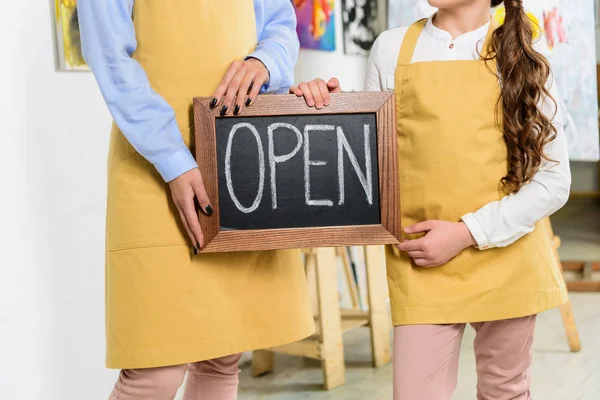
[342, 0, 387, 56]
[54, 0, 88, 71]
[388, 0, 599, 161]
[293, 0, 336, 51]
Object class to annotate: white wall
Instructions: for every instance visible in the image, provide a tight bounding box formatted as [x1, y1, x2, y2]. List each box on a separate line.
[295, 2, 368, 91]
[1, 2, 117, 399]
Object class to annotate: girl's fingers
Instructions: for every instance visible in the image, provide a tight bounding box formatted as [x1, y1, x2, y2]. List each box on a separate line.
[397, 238, 425, 252]
[405, 220, 436, 234]
[308, 80, 324, 109]
[317, 79, 331, 106]
[407, 250, 425, 258]
[298, 82, 314, 107]
[290, 85, 303, 96]
[413, 258, 432, 267]
[327, 77, 342, 93]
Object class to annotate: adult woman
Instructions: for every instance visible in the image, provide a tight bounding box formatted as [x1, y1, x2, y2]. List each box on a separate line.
[79, 1, 313, 398]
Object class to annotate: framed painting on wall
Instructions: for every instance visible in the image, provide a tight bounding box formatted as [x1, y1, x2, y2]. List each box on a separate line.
[293, 0, 336, 51]
[54, 0, 89, 71]
[342, 0, 388, 56]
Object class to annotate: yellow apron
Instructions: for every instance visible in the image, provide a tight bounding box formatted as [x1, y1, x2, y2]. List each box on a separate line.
[386, 20, 568, 326]
[105, 0, 314, 369]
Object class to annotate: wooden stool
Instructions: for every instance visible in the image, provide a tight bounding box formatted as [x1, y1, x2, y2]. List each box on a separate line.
[251, 246, 391, 390]
[544, 217, 581, 352]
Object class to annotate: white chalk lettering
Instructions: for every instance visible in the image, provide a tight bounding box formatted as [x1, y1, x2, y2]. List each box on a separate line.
[304, 125, 335, 206]
[337, 125, 373, 205]
[268, 123, 303, 210]
[225, 123, 265, 213]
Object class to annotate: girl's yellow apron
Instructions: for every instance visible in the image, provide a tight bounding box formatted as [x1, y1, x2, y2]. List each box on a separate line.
[105, 0, 314, 369]
[387, 19, 568, 326]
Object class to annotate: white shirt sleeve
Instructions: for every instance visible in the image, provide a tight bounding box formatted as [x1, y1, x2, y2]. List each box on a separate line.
[462, 78, 571, 249]
[364, 36, 385, 92]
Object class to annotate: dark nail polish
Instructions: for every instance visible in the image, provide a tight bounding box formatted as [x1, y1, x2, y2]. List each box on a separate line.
[220, 105, 228, 116]
[196, 242, 201, 250]
[210, 98, 218, 108]
[233, 105, 240, 115]
[245, 98, 252, 107]
[206, 205, 213, 216]
[193, 246, 198, 255]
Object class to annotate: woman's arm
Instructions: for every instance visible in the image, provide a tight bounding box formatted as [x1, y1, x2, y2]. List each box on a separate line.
[462, 79, 571, 249]
[250, 0, 300, 94]
[78, 0, 197, 183]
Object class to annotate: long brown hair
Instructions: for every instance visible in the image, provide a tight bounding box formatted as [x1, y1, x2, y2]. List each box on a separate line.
[488, 0, 557, 193]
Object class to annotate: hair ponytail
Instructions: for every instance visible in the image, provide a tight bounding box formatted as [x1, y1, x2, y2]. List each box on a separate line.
[488, 0, 557, 194]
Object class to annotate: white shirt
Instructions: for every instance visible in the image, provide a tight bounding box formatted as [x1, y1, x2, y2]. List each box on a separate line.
[364, 17, 571, 249]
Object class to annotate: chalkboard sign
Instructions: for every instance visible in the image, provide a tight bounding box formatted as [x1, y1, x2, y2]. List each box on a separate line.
[194, 92, 400, 252]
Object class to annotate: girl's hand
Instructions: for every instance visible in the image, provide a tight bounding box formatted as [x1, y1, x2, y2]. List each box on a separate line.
[396, 221, 477, 267]
[290, 77, 341, 109]
[168, 168, 213, 254]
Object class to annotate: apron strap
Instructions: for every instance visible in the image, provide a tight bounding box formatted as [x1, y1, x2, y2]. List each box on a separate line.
[479, 18, 499, 59]
[396, 19, 427, 67]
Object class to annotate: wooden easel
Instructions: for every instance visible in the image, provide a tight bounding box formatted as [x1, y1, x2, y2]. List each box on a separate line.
[544, 217, 581, 352]
[252, 246, 391, 390]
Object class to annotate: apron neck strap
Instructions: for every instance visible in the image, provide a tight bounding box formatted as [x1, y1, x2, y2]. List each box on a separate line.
[480, 18, 498, 60]
[396, 16, 499, 66]
[397, 19, 427, 67]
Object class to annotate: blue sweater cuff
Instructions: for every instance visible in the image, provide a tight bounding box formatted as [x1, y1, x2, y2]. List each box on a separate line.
[247, 49, 282, 93]
[154, 148, 198, 182]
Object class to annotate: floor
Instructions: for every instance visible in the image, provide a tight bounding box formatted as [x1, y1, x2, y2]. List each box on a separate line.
[238, 293, 600, 400]
[236, 199, 600, 400]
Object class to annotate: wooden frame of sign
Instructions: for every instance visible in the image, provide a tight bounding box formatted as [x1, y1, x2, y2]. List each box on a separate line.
[193, 92, 400, 252]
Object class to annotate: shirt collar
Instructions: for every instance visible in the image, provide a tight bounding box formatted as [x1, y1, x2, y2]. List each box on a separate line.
[424, 14, 491, 42]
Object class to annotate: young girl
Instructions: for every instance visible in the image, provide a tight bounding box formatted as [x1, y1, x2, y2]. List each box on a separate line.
[294, 0, 571, 398]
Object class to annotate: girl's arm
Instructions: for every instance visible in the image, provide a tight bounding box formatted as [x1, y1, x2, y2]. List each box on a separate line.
[462, 79, 571, 250]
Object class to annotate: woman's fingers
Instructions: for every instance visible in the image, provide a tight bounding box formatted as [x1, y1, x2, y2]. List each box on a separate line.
[234, 71, 255, 115]
[176, 206, 197, 254]
[192, 177, 212, 216]
[182, 196, 205, 249]
[212, 60, 242, 110]
[246, 72, 267, 108]
[221, 66, 248, 116]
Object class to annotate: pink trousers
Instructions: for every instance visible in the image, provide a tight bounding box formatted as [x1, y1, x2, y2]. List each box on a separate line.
[109, 353, 242, 400]
[394, 315, 536, 400]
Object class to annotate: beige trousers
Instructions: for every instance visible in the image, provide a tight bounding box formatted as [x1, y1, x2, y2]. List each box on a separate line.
[394, 315, 536, 400]
[109, 354, 242, 400]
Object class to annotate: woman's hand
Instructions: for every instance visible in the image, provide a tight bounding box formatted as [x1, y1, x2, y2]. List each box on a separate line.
[290, 77, 341, 109]
[168, 168, 213, 254]
[396, 221, 477, 267]
[211, 58, 269, 116]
